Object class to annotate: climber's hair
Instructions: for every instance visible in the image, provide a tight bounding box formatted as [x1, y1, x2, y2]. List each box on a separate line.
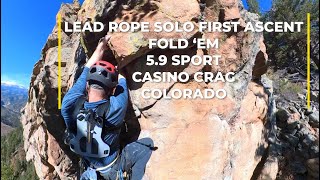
[89, 84, 104, 91]
[88, 81, 112, 97]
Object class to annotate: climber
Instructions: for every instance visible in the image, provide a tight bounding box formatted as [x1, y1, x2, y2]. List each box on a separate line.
[61, 35, 154, 180]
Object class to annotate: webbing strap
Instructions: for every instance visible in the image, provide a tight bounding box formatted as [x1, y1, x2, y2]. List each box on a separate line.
[95, 152, 120, 171]
[72, 96, 86, 122]
[95, 100, 111, 120]
[96, 101, 123, 132]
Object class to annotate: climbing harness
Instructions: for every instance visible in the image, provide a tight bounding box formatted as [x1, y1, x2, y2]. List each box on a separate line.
[78, 154, 131, 180]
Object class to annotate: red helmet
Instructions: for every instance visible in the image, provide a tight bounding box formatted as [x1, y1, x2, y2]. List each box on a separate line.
[87, 60, 118, 89]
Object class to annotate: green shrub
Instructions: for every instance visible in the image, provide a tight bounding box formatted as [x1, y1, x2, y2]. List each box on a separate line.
[277, 78, 304, 101]
[1, 126, 38, 180]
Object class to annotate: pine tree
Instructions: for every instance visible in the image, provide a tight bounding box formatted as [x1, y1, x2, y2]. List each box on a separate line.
[263, 0, 319, 69]
[246, 0, 260, 14]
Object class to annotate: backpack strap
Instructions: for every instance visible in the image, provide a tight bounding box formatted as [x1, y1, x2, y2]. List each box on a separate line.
[72, 96, 86, 126]
[95, 100, 111, 120]
[95, 100, 123, 153]
[95, 101, 123, 131]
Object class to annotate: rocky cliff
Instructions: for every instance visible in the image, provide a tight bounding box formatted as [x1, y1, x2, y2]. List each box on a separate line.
[21, 0, 273, 179]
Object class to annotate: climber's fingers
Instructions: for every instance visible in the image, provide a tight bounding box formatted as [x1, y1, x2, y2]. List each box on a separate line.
[98, 35, 111, 50]
[104, 35, 111, 43]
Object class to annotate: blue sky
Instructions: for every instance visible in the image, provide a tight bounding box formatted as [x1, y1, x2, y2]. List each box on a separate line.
[1, 0, 81, 88]
[242, 0, 272, 13]
[1, 0, 271, 88]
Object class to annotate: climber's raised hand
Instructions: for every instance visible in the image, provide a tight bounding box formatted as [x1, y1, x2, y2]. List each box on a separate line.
[97, 35, 111, 51]
[85, 35, 111, 68]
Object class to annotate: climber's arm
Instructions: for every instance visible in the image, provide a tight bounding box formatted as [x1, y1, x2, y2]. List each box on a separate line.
[107, 72, 129, 125]
[114, 69, 128, 108]
[85, 35, 111, 68]
[61, 67, 89, 130]
[114, 75, 128, 106]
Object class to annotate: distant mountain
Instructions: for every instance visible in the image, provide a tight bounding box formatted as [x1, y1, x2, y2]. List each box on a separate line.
[1, 105, 20, 127]
[1, 83, 28, 112]
[1, 83, 28, 135]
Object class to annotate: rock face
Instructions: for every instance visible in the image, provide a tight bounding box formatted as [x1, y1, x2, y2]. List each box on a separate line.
[21, 0, 272, 179]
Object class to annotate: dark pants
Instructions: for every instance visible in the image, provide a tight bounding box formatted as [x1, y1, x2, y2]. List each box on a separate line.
[81, 138, 154, 180]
